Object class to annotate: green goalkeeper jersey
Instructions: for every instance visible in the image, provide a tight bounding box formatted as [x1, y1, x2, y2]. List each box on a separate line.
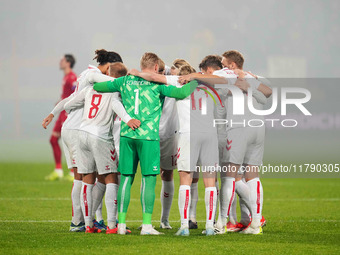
[93, 75, 198, 141]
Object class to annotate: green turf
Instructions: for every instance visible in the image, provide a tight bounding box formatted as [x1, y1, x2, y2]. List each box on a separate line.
[0, 162, 339, 254]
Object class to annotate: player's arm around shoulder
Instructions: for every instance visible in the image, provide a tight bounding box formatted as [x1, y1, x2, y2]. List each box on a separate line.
[93, 76, 124, 93]
[87, 72, 115, 84]
[159, 80, 199, 100]
[128, 69, 167, 84]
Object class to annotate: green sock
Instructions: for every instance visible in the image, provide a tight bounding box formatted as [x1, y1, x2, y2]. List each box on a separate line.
[140, 174, 157, 225]
[118, 212, 127, 224]
[143, 213, 152, 225]
[117, 174, 135, 224]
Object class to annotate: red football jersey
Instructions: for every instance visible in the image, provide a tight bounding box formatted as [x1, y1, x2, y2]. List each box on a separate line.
[61, 71, 77, 99]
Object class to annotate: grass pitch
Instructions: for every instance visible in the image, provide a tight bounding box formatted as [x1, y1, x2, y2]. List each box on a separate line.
[0, 162, 339, 254]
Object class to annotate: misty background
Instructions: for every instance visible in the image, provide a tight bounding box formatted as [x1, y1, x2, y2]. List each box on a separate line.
[0, 0, 339, 166]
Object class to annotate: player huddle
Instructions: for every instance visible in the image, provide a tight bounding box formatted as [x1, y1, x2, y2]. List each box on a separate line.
[42, 49, 272, 236]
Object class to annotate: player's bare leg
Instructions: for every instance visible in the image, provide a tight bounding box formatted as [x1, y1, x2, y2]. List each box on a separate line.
[160, 168, 174, 229]
[176, 171, 192, 236]
[189, 175, 199, 229]
[240, 164, 263, 234]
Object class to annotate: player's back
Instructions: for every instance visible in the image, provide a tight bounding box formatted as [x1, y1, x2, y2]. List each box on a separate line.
[80, 87, 116, 140]
[166, 76, 216, 134]
[63, 65, 101, 130]
[117, 75, 165, 140]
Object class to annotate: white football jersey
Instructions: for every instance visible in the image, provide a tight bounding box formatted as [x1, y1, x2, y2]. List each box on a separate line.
[213, 68, 263, 130]
[62, 65, 102, 130]
[64, 86, 131, 141]
[166, 76, 216, 134]
[159, 97, 179, 139]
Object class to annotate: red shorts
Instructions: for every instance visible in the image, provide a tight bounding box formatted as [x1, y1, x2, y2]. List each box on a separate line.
[53, 111, 67, 133]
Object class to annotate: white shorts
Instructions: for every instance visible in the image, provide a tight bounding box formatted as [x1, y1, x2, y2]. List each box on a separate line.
[222, 127, 265, 166]
[160, 133, 178, 170]
[177, 132, 218, 172]
[217, 133, 228, 165]
[61, 129, 78, 169]
[77, 131, 118, 175]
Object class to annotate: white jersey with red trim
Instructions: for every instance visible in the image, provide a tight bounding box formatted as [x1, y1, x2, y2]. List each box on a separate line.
[159, 97, 178, 139]
[62, 65, 101, 131]
[213, 68, 263, 130]
[166, 76, 216, 134]
[64, 87, 127, 141]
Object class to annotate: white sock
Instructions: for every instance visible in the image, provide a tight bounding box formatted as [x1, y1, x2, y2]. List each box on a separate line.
[205, 187, 217, 229]
[178, 185, 191, 228]
[71, 180, 83, 225]
[81, 183, 94, 227]
[55, 168, 64, 178]
[229, 194, 238, 224]
[220, 177, 235, 226]
[236, 179, 251, 225]
[239, 198, 251, 225]
[247, 178, 263, 228]
[214, 180, 219, 222]
[95, 201, 103, 222]
[160, 180, 174, 222]
[189, 182, 198, 222]
[91, 182, 106, 221]
[105, 183, 118, 229]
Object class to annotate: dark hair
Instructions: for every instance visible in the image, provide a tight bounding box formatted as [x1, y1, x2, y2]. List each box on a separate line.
[199, 55, 223, 71]
[93, 49, 123, 65]
[64, 54, 76, 68]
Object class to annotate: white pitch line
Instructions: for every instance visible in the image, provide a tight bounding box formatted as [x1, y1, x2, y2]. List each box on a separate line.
[0, 197, 339, 202]
[0, 219, 339, 223]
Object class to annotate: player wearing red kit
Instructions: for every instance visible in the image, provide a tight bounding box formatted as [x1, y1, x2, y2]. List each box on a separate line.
[45, 54, 77, 181]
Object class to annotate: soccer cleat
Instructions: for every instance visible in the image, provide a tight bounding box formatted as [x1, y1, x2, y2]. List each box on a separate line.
[69, 222, 85, 232]
[118, 223, 127, 235]
[93, 220, 106, 231]
[97, 220, 107, 229]
[205, 227, 216, 236]
[214, 225, 227, 235]
[240, 225, 263, 235]
[45, 170, 63, 181]
[160, 220, 172, 229]
[63, 174, 74, 182]
[261, 216, 267, 227]
[108, 224, 131, 235]
[140, 225, 164, 235]
[189, 220, 198, 229]
[227, 221, 240, 232]
[85, 226, 101, 233]
[175, 227, 190, 236]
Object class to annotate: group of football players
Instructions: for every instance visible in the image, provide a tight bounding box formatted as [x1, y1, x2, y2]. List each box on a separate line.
[42, 49, 272, 236]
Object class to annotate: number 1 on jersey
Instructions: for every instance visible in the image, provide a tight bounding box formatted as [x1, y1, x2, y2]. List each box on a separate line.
[134, 89, 139, 114]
